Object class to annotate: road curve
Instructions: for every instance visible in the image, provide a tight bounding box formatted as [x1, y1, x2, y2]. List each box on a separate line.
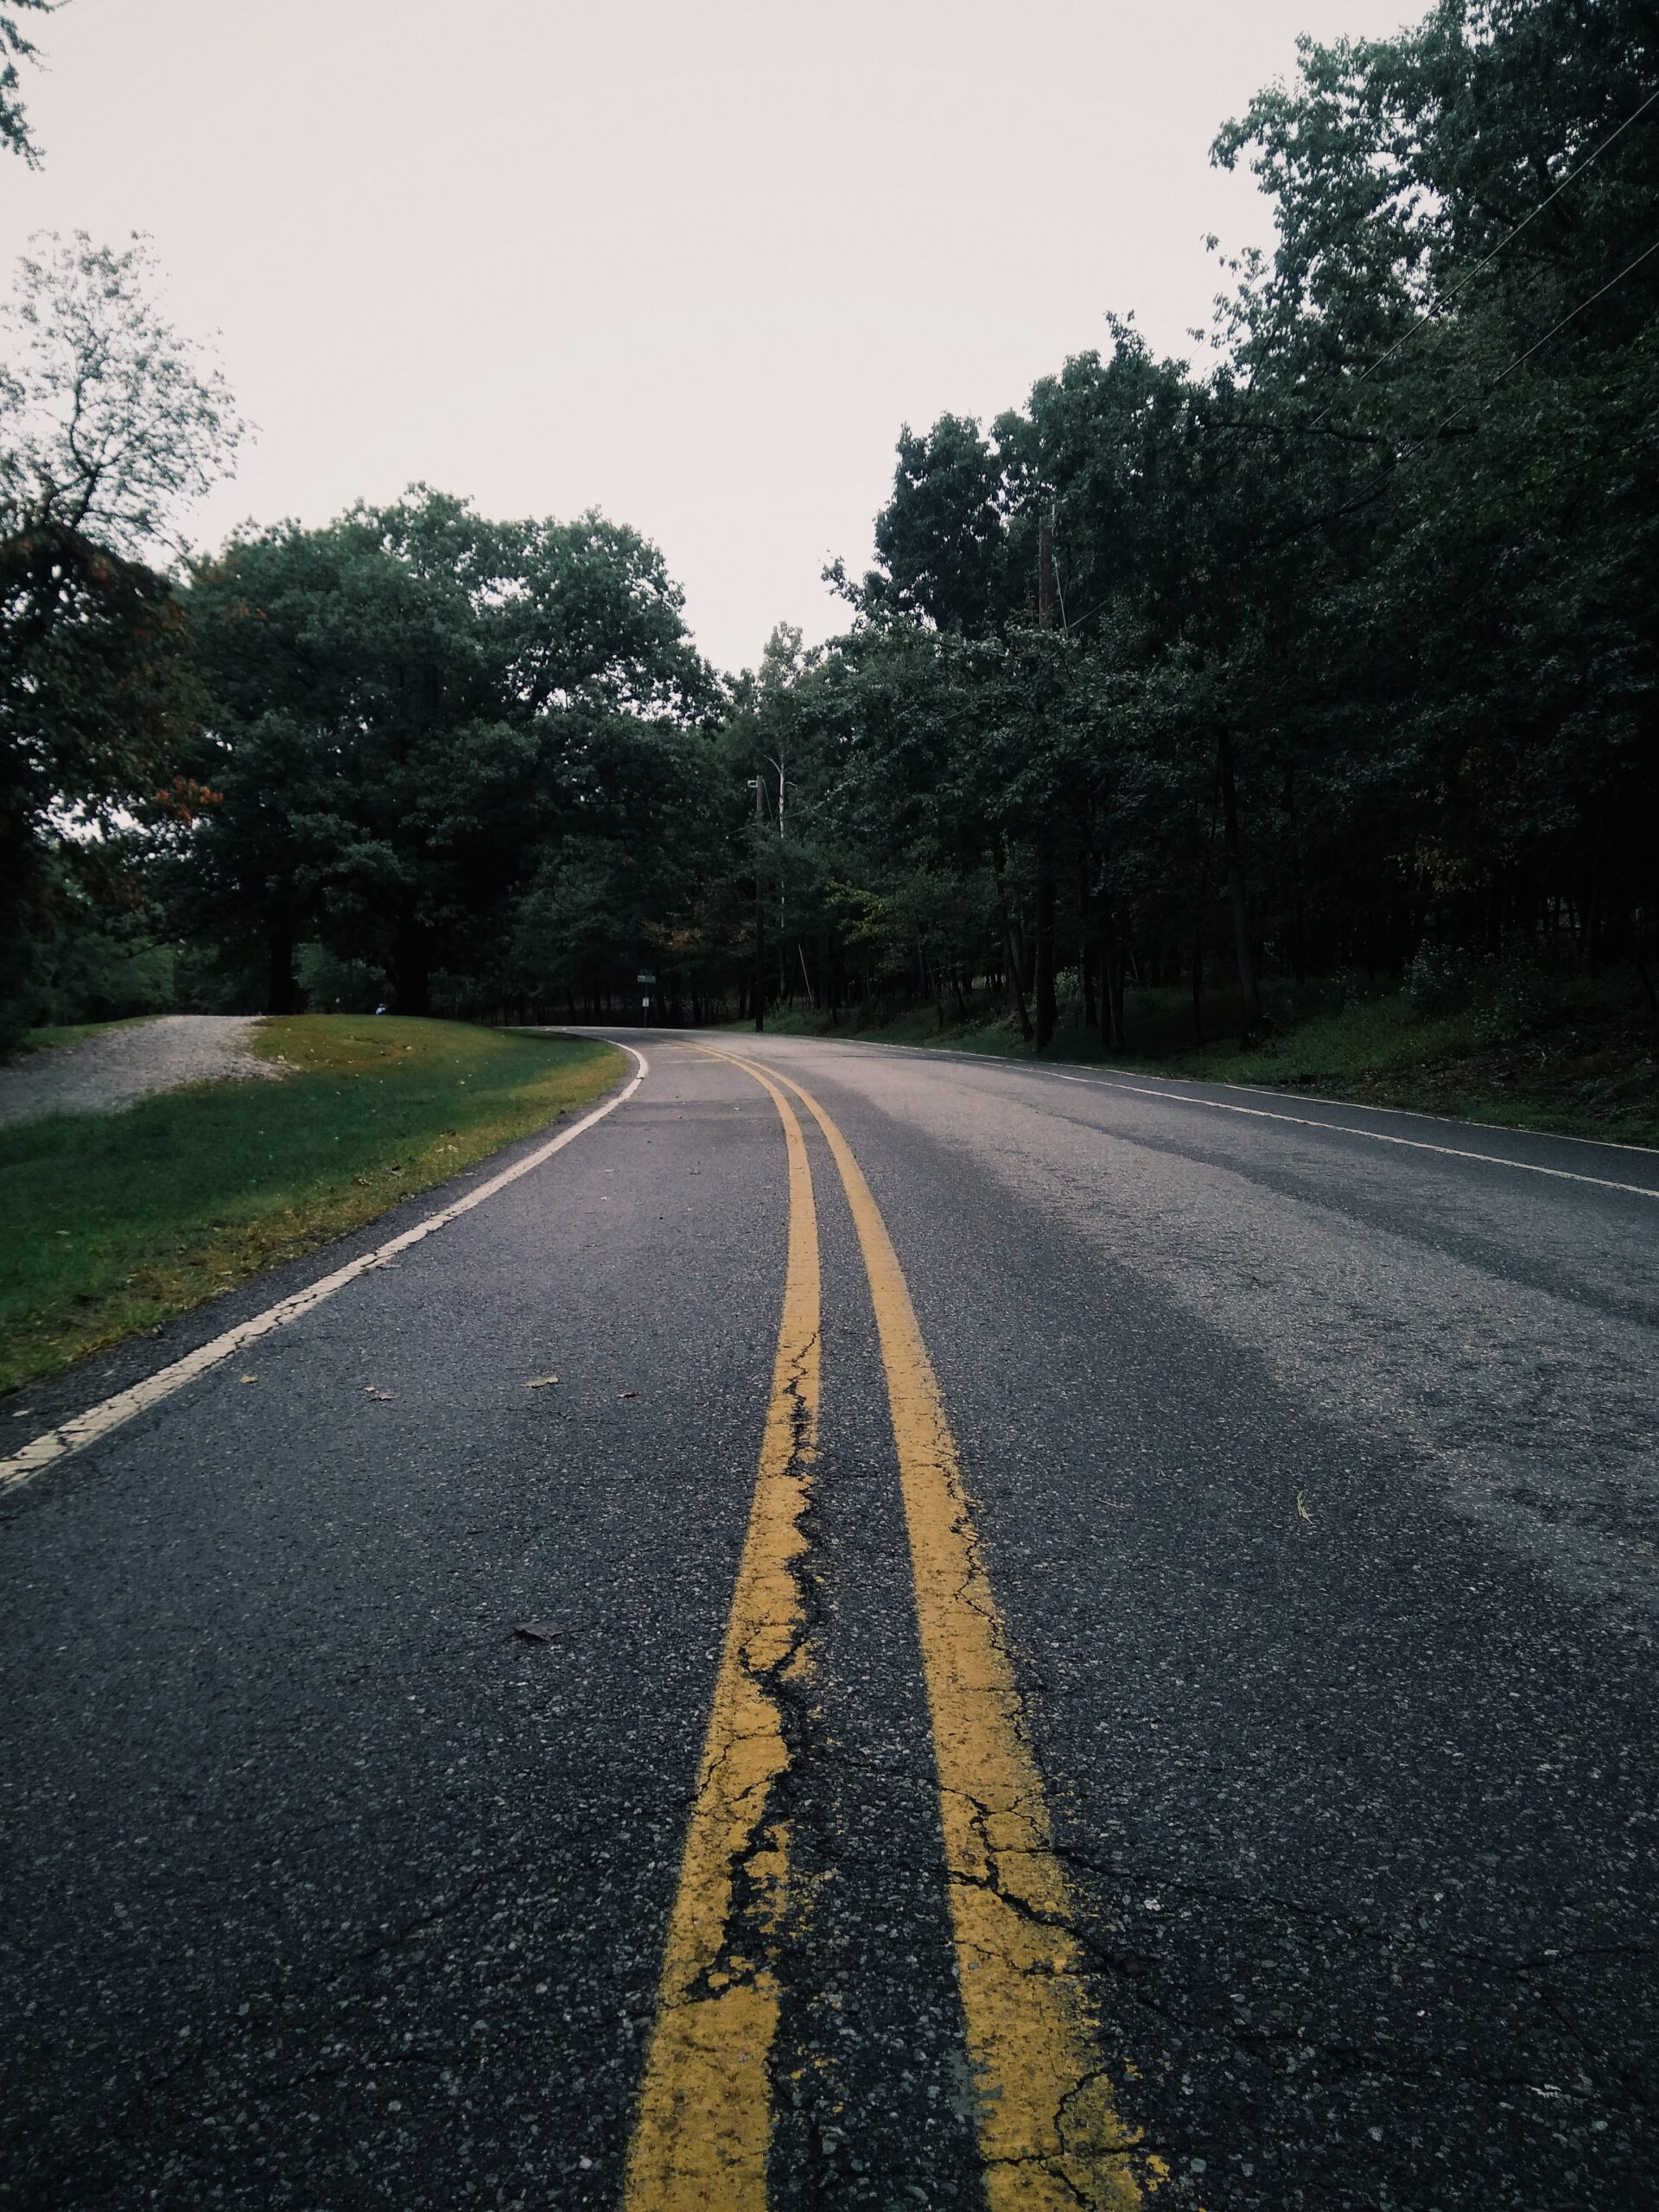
[2, 1031, 1654, 2209]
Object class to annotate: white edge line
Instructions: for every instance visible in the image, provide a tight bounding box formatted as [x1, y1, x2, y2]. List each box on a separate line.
[752, 1021, 1659, 1150]
[798, 1032, 1659, 1157]
[0, 1046, 649, 1497]
[1133, 1072, 1659, 1156]
[721, 1032, 1658, 1203]
[1034, 1071, 1658, 1198]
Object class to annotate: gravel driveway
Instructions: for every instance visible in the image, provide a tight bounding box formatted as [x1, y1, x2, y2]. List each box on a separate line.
[0, 1015, 276, 1128]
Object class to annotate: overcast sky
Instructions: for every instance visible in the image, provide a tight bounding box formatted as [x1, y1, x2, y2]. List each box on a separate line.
[2, 0, 1413, 673]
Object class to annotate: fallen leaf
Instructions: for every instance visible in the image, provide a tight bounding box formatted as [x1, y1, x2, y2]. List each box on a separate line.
[365, 1386, 394, 1402]
[513, 1621, 562, 1645]
[526, 1375, 561, 1389]
[239, 1374, 257, 1385]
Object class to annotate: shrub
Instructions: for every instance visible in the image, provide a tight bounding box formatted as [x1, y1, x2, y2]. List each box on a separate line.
[1402, 943, 1475, 1016]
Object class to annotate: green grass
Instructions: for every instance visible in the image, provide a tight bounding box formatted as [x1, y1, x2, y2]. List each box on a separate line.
[12, 1015, 159, 1058]
[0, 1017, 625, 1396]
[743, 967, 1659, 1148]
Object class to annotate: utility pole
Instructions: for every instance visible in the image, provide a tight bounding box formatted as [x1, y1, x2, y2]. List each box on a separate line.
[1033, 512, 1058, 1051]
[753, 772, 766, 1033]
[1217, 725, 1266, 1046]
[767, 754, 787, 1001]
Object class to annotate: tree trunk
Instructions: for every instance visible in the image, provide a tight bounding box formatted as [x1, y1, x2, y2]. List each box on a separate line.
[995, 861, 1033, 1042]
[1284, 761, 1307, 984]
[1217, 725, 1266, 1044]
[1033, 834, 1057, 1049]
[1078, 848, 1097, 1032]
[265, 917, 297, 1016]
[1099, 908, 1127, 1051]
[1190, 930, 1205, 1047]
[391, 921, 431, 1018]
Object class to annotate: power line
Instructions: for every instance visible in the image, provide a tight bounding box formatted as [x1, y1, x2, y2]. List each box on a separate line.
[1255, 229, 1659, 549]
[1389, 231, 1659, 478]
[1045, 214, 1659, 611]
[1484, 231, 1659, 388]
[1306, 80, 1659, 429]
[1050, 509, 1071, 634]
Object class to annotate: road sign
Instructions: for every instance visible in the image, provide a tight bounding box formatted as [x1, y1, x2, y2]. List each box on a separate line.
[637, 970, 656, 984]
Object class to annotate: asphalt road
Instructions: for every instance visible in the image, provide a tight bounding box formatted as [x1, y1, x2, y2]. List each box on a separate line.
[3, 1031, 1656, 2209]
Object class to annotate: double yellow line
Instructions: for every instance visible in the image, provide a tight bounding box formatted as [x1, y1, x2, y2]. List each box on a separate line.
[624, 1051, 1155, 2210]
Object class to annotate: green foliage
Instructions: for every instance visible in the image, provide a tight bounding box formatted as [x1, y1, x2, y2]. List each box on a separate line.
[179, 487, 723, 1017]
[0, 2, 54, 166]
[1402, 942, 1475, 1015]
[18, 879, 177, 1026]
[294, 943, 385, 1015]
[0, 232, 242, 1047]
[725, 0, 1659, 1079]
[859, 416, 1014, 634]
[0, 526, 201, 1048]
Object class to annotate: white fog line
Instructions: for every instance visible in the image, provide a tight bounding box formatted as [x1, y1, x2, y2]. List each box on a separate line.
[740, 1033, 1659, 1197]
[1, 1049, 649, 1497]
[1136, 1072, 1659, 1155]
[1039, 1070, 1659, 1198]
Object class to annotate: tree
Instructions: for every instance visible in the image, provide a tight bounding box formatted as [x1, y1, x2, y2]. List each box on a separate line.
[857, 415, 1014, 636]
[0, 232, 245, 556]
[1211, 0, 1659, 969]
[701, 0, 1659, 1057]
[0, 524, 203, 1042]
[0, 231, 243, 1044]
[183, 489, 721, 1016]
[1, 2, 56, 168]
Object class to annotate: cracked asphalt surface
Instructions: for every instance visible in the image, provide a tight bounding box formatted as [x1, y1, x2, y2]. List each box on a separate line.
[3, 1031, 1656, 2208]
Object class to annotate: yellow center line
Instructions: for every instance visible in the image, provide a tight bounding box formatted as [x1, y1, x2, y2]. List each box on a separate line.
[623, 1058, 820, 2211]
[714, 1048, 1156, 2211]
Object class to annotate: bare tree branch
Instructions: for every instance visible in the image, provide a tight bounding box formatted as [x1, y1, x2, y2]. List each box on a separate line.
[0, 231, 248, 561]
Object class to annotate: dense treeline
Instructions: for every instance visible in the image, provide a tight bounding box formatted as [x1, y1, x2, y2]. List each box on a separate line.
[3, 0, 1656, 1051]
[734, 0, 1659, 1047]
[178, 492, 723, 1022]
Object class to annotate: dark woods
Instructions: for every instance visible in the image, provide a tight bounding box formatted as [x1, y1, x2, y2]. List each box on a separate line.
[746, 0, 1659, 1048]
[4, 0, 1657, 1048]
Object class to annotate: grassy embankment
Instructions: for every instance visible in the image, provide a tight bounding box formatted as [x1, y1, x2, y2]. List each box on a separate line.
[747, 965, 1659, 1148]
[0, 1017, 624, 1397]
[18, 1015, 158, 1054]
